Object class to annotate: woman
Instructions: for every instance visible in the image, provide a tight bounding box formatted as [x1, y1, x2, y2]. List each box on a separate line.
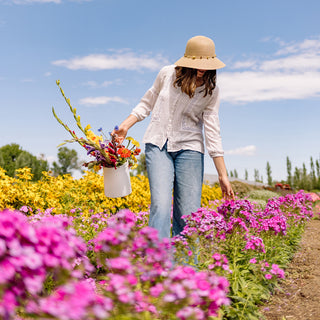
[114, 35, 234, 239]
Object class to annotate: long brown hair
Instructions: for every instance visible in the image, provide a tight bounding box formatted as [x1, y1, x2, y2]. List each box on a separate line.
[173, 66, 216, 98]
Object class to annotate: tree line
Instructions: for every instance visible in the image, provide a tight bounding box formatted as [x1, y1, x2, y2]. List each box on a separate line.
[229, 156, 320, 192]
[2, 143, 319, 192]
[0, 143, 81, 181]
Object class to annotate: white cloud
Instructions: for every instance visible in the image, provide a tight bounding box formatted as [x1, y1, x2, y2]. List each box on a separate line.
[220, 71, 320, 103]
[78, 96, 129, 106]
[275, 38, 320, 55]
[220, 36, 320, 103]
[225, 145, 257, 156]
[82, 80, 115, 88]
[41, 155, 55, 164]
[52, 52, 169, 71]
[21, 78, 34, 83]
[260, 53, 320, 72]
[232, 60, 257, 70]
[44, 72, 52, 77]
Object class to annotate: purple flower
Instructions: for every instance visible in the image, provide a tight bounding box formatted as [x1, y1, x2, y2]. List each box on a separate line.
[0, 209, 92, 318]
[27, 280, 113, 319]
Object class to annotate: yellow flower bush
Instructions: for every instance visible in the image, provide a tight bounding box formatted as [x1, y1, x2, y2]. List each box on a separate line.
[201, 183, 222, 207]
[0, 166, 222, 215]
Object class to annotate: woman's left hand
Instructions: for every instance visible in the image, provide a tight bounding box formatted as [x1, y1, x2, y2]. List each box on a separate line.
[219, 175, 235, 200]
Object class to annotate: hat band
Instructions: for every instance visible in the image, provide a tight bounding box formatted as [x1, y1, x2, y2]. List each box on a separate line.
[184, 54, 217, 60]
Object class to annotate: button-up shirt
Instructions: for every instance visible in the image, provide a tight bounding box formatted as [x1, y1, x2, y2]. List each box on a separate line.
[131, 65, 224, 158]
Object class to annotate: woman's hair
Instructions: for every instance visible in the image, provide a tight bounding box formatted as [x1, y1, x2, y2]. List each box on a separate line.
[173, 66, 216, 98]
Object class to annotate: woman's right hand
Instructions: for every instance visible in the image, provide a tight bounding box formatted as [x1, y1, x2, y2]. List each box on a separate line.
[111, 114, 139, 145]
[111, 125, 128, 145]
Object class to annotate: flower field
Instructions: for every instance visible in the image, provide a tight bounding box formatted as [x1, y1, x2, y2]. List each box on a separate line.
[0, 167, 317, 319]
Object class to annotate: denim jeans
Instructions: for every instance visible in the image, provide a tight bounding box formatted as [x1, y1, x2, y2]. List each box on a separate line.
[145, 142, 204, 239]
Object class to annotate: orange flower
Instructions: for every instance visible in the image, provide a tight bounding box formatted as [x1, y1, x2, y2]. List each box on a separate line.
[134, 148, 141, 156]
[118, 147, 131, 158]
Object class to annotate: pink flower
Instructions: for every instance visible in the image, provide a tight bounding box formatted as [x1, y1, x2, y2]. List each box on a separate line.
[20, 206, 30, 213]
[150, 283, 164, 297]
[0, 291, 17, 316]
[212, 253, 222, 260]
[265, 274, 272, 280]
[107, 257, 132, 270]
[28, 280, 113, 319]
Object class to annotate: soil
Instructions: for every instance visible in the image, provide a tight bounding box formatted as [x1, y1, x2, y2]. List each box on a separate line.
[261, 218, 320, 320]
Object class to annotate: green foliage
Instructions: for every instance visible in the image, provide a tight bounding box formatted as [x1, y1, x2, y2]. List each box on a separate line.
[254, 169, 262, 183]
[0, 143, 49, 181]
[0, 143, 24, 177]
[233, 169, 238, 178]
[132, 152, 147, 177]
[246, 190, 280, 202]
[230, 181, 259, 198]
[52, 146, 81, 176]
[286, 156, 292, 185]
[290, 157, 320, 191]
[266, 162, 272, 186]
[245, 169, 248, 181]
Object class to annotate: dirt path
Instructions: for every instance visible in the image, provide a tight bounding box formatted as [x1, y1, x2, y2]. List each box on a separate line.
[261, 219, 320, 320]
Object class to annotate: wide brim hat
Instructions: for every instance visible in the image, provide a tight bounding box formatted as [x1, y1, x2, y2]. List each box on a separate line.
[174, 35, 225, 70]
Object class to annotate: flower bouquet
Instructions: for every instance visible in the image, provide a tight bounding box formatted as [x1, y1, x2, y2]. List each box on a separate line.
[52, 80, 141, 197]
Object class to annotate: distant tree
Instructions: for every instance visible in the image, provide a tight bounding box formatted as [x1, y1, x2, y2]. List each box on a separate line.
[302, 163, 308, 189]
[230, 171, 234, 178]
[15, 151, 49, 180]
[310, 157, 317, 189]
[293, 166, 301, 189]
[0, 143, 23, 177]
[289, 157, 320, 191]
[0, 152, 5, 169]
[266, 161, 272, 186]
[316, 159, 320, 189]
[254, 169, 260, 182]
[233, 169, 238, 178]
[133, 153, 147, 176]
[316, 159, 320, 178]
[244, 169, 248, 181]
[286, 156, 292, 185]
[0, 143, 49, 180]
[52, 147, 80, 176]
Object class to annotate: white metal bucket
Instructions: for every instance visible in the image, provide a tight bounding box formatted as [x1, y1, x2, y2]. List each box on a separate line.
[103, 162, 132, 198]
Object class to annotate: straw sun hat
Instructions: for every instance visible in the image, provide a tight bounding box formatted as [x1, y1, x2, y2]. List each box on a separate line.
[174, 35, 225, 70]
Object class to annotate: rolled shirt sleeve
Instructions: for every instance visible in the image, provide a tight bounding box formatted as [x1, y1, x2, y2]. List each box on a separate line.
[131, 67, 165, 121]
[203, 86, 224, 158]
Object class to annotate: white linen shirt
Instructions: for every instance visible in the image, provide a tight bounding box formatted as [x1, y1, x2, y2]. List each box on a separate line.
[131, 65, 224, 158]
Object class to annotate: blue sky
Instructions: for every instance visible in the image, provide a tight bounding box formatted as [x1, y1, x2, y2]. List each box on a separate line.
[1, 0, 319, 182]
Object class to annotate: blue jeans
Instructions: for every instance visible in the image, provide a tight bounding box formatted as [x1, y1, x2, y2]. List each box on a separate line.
[145, 142, 204, 239]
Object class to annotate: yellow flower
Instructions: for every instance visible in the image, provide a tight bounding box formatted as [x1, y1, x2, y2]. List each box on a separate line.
[127, 137, 140, 147]
[15, 168, 33, 181]
[86, 130, 102, 143]
[93, 164, 101, 172]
